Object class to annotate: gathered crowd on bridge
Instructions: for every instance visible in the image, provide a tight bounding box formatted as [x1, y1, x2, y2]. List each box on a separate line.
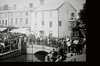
[26, 34, 86, 62]
[0, 31, 86, 62]
[44, 37, 86, 62]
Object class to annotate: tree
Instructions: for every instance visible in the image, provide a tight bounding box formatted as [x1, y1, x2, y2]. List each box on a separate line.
[71, 2, 87, 39]
[79, 2, 87, 27]
[78, 2, 87, 38]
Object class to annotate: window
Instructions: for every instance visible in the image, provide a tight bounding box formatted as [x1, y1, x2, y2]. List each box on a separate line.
[49, 11, 52, 18]
[11, 18, 13, 25]
[25, 18, 28, 24]
[20, 18, 23, 22]
[29, 3, 34, 8]
[39, 0, 45, 5]
[3, 4, 8, 10]
[41, 20, 44, 26]
[15, 18, 18, 24]
[5, 20, 7, 25]
[0, 20, 1, 24]
[39, 30, 44, 38]
[70, 12, 75, 20]
[49, 32, 53, 38]
[41, 12, 44, 26]
[40, 30, 44, 34]
[49, 21, 53, 28]
[73, 31, 79, 37]
[2, 20, 4, 25]
[26, 12, 28, 16]
[71, 13, 75, 17]
[58, 21, 62, 26]
[14, 4, 16, 9]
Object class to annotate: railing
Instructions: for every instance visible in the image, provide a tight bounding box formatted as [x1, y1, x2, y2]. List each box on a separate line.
[27, 39, 59, 49]
[0, 49, 19, 56]
[0, 42, 18, 53]
[26, 44, 54, 54]
[0, 37, 22, 57]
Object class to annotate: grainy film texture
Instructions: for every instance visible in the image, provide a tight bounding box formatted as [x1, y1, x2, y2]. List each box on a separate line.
[0, 0, 87, 62]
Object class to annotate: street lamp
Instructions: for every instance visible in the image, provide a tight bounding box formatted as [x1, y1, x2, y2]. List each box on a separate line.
[29, 8, 35, 62]
[57, 10, 59, 39]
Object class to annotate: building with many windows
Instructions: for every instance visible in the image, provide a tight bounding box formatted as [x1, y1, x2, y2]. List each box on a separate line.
[0, 0, 77, 38]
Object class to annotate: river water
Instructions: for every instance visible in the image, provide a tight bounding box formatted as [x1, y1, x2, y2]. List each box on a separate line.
[0, 51, 48, 62]
[0, 55, 40, 62]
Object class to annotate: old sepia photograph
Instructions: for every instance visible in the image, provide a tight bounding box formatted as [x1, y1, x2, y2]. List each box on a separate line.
[0, 0, 87, 62]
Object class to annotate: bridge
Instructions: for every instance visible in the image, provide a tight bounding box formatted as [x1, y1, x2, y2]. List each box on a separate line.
[26, 44, 55, 54]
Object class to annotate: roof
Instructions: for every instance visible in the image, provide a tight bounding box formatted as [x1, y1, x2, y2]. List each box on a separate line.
[0, 0, 77, 12]
[36, 0, 64, 11]
[35, 0, 77, 12]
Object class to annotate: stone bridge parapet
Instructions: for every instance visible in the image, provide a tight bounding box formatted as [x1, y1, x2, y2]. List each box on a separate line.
[27, 45, 55, 54]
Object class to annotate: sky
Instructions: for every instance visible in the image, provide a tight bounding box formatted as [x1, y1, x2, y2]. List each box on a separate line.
[67, 0, 86, 11]
[0, 0, 86, 12]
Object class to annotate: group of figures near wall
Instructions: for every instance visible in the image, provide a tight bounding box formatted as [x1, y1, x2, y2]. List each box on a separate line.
[0, 32, 27, 54]
[0, 31, 86, 62]
[44, 37, 86, 62]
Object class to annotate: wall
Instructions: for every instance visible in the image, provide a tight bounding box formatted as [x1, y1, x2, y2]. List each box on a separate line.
[30, 10, 58, 38]
[0, 10, 30, 28]
[0, 0, 77, 39]
[58, 2, 76, 38]
[0, 12, 8, 27]
[27, 44, 53, 54]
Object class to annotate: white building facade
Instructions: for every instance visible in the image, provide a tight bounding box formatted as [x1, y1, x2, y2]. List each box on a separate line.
[0, 0, 77, 38]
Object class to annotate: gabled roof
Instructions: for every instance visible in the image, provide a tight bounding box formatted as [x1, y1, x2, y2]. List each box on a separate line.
[66, 1, 77, 12]
[35, 0, 77, 12]
[0, 0, 77, 12]
[35, 0, 64, 11]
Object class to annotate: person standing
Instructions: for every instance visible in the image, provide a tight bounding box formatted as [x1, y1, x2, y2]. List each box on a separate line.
[73, 39, 79, 55]
[67, 40, 71, 53]
[50, 49, 58, 62]
[18, 36, 22, 54]
[45, 52, 52, 62]
[57, 45, 66, 62]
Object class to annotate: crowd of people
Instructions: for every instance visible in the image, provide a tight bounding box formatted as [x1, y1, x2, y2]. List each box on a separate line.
[0, 32, 27, 54]
[0, 30, 86, 62]
[44, 37, 86, 62]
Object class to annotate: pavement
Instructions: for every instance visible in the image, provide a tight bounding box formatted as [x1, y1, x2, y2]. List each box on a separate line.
[64, 53, 86, 62]
[0, 45, 86, 62]
[0, 54, 41, 62]
[0, 53, 86, 62]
